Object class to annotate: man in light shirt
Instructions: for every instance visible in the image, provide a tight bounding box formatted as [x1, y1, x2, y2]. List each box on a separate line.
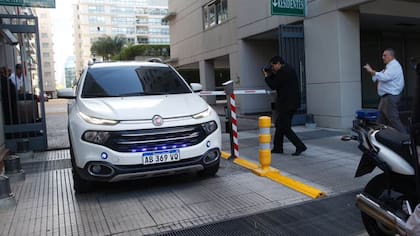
[363, 48, 407, 133]
[9, 63, 31, 94]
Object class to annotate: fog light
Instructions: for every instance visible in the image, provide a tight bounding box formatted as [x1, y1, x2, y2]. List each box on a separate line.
[88, 164, 114, 177]
[204, 150, 219, 164]
[91, 165, 102, 174]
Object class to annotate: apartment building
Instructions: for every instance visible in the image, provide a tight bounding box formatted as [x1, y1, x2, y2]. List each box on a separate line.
[35, 8, 56, 98]
[73, 0, 169, 74]
[64, 56, 76, 88]
[166, 0, 420, 129]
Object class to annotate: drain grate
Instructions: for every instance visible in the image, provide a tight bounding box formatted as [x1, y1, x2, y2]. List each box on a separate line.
[155, 190, 365, 236]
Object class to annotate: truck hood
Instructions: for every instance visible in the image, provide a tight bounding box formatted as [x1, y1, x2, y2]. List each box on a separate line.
[77, 93, 209, 120]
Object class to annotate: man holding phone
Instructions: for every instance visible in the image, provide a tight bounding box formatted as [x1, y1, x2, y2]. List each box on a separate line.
[363, 48, 406, 133]
[263, 56, 307, 156]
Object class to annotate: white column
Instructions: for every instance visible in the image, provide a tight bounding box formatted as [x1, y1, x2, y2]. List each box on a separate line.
[238, 39, 276, 114]
[305, 10, 361, 129]
[199, 59, 216, 104]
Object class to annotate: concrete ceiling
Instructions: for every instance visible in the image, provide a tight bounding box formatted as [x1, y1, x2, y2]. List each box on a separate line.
[360, 14, 420, 32]
[246, 29, 279, 40]
[245, 13, 420, 41]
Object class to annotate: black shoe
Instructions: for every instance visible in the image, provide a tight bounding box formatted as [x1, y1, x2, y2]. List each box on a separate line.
[271, 149, 283, 154]
[292, 147, 307, 156]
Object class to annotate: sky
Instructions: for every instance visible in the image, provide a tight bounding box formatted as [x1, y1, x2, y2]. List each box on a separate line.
[51, 0, 75, 88]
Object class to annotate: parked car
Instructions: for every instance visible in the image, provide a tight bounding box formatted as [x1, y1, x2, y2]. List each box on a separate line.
[59, 61, 221, 193]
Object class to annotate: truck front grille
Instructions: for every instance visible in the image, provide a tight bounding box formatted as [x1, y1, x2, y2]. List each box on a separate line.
[105, 124, 207, 152]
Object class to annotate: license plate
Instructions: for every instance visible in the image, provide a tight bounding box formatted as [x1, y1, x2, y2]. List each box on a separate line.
[142, 149, 180, 165]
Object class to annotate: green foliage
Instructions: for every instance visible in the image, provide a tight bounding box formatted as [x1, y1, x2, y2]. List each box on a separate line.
[119, 44, 170, 61]
[91, 36, 125, 59]
[91, 36, 170, 61]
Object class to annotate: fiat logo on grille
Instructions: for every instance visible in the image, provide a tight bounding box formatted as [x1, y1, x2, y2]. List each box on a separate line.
[152, 115, 164, 126]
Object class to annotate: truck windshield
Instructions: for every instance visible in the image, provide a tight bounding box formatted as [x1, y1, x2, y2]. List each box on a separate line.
[81, 66, 191, 98]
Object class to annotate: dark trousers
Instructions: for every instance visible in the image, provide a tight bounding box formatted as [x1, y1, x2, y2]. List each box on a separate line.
[273, 110, 306, 151]
[378, 94, 407, 134]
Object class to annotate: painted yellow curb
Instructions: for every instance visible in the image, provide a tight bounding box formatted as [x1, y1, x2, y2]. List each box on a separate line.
[265, 171, 326, 199]
[221, 151, 231, 160]
[221, 150, 326, 199]
[233, 158, 259, 170]
[252, 166, 279, 177]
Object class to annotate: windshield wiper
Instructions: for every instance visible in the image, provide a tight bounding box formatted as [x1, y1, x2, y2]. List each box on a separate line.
[82, 94, 120, 98]
[140, 92, 168, 95]
[119, 92, 142, 97]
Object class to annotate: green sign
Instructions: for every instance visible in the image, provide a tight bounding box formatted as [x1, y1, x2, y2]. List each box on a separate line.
[0, 0, 55, 8]
[271, 0, 305, 17]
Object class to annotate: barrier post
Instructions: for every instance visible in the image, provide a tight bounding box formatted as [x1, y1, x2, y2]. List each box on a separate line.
[253, 116, 278, 176]
[222, 80, 238, 159]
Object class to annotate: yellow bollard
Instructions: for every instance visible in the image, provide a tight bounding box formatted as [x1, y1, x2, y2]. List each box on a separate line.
[252, 116, 278, 176]
[225, 116, 325, 198]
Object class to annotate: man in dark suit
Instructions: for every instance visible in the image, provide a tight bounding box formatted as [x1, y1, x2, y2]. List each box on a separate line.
[263, 56, 307, 156]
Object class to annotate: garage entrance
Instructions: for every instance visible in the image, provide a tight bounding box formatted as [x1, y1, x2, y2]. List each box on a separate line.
[360, 14, 420, 119]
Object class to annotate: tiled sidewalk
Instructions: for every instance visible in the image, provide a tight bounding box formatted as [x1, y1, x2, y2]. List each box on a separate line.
[0, 150, 310, 236]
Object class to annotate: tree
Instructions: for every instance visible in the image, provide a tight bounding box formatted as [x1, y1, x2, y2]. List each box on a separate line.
[90, 36, 125, 60]
[119, 44, 170, 61]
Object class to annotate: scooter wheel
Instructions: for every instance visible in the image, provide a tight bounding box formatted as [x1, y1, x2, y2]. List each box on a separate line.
[361, 173, 413, 236]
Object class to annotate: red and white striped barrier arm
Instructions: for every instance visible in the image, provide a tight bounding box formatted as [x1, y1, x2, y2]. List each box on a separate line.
[199, 91, 226, 96]
[230, 93, 239, 158]
[234, 89, 270, 95]
[198, 88, 274, 159]
[199, 89, 273, 96]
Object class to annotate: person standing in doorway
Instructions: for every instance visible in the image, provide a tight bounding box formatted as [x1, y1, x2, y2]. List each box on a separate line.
[0, 66, 18, 124]
[263, 56, 307, 156]
[9, 63, 30, 94]
[363, 48, 407, 133]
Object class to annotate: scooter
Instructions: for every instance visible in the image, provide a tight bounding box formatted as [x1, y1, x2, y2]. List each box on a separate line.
[342, 61, 420, 236]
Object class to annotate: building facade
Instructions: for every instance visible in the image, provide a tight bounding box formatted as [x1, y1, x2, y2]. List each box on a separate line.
[166, 0, 420, 129]
[73, 0, 169, 74]
[35, 8, 56, 98]
[64, 56, 77, 88]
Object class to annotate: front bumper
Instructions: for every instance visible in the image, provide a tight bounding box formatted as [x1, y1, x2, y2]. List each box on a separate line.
[74, 148, 220, 182]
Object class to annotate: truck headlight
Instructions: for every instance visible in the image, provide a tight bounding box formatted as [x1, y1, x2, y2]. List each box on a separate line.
[82, 131, 110, 145]
[79, 112, 119, 125]
[201, 121, 217, 135]
[192, 107, 211, 119]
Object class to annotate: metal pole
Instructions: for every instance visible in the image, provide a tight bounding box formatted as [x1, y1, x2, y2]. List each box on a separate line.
[34, 16, 47, 150]
[223, 80, 234, 159]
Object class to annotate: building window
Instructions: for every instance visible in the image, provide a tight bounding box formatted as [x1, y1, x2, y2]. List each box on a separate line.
[111, 17, 136, 25]
[110, 7, 134, 15]
[111, 27, 135, 35]
[203, 0, 228, 29]
[88, 5, 104, 14]
[137, 37, 148, 44]
[88, 16, 105, 24]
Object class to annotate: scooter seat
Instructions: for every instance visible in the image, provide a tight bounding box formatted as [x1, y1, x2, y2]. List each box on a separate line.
[375, 127, 411, 159]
